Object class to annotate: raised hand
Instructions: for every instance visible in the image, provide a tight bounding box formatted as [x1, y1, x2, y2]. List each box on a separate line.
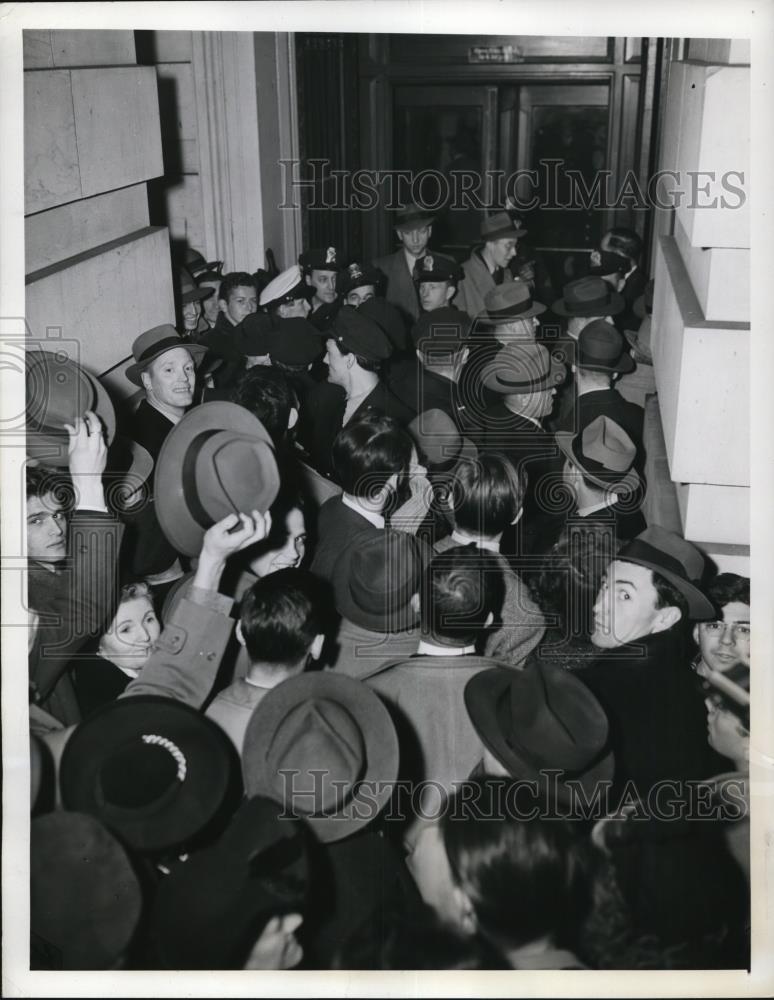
[194, 510, 272, 593]
[64, 411, 107, 508]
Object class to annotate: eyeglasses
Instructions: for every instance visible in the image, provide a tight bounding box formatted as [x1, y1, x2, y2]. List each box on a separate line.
[700, 621, 751, 641]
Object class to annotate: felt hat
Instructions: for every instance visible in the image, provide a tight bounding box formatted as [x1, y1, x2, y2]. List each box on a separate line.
[556, 415, 640, 494]
[196, 269, 222, 287]
[31, 811, 143, 970]
[269, 318, 324, 367]
[411, 306, 471, 353]
[465, 660, 615, 807]
[59, 696, 236, 854]
[577, 320, 635, 374]
[357, 296, 409, 353]
[551, 276, 625, 318]
[395, 202, 436, 230]
[338, 261, 384, 297]
[179, 266, 214, 304]
[329, 305, 393, 362]
[587, 250, 630, 277]
[125, 325, 207, 387]
[616, 526, 715, 620]
[299, 246, 341, 272]
[103, 437, 154, 511]
[413, 254, 463, 285]
[481, 210, 526, 242]
[332, 530, 429, 632]
[259, 265, 314, 309]
[240, 311, 277, 357]
[26, 348, 117, 466]
[149, 795, 309, 970]
[242, 672, 399, 843]
[484, 280, 546, 322]
[184, 247, 223, 276]
[155, 401, 280, 557]
[482, 342, 565, 394]
[408, 408, 477, 469]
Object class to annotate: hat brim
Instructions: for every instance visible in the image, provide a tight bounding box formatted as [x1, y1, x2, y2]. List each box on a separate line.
[486, 301, 546, 322]
[551, 292, 625, 318]
[182, 286, 214, 304]
[126, 342, 208, 387]
[59, 696, 235, 854]
[481, 225, 527, 241]
[483, 354, 565, 394]
[464, 669, 614, 806]
[555, 431, 640, 495]
[155, 401, 277, 557]
[578, 350, 636, 375]
[396, 215, 436, 230]
[103, 437, 154, 510]
[242, 672, 399, 843]
[616, 553, 716, 620]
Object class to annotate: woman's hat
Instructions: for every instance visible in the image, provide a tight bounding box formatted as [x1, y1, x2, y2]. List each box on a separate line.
[482, 342, 565, 394]
[125, 325, 208, 386]
[242, 672, 399, 843]
[155, 401, 280, 557]
[551, 276, 625, 317]
[465, 660, 615, 807]
[59, 696, 236, 854]
[31, 811, 143, 969]
[616, 526, 715, 620]
[556, 415, 640, 494]
[26, 348, 116, 466]
[149, 795, 309, 969]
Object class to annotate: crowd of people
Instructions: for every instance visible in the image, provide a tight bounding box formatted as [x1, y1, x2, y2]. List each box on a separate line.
[25, 204, 751, 971]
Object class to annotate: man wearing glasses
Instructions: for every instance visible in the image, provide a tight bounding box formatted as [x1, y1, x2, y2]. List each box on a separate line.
[692, 573, 750, 680]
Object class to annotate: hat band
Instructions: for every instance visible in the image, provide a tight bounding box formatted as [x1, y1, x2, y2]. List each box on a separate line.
[564, 293, 613, 314]
[488, 297, 535, 320]
[492, 368, 552, 391]
[619, 538, 690, 582]
[182, 429, 229, 530]
[571, 437, 633, 483]
[135, 336, 186, 366]
[578, 348, 622, 367]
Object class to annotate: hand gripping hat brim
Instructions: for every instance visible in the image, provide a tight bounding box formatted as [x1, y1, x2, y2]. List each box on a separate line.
[242, 672, 399, 843]
[155, 401, 280, 557]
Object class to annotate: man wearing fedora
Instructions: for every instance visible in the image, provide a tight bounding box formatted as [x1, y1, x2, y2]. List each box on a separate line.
[455, 211, 524, 321]
[177, 266, 213, 342]
[552, 320, 644, 472]
[374, 204, 451, 324]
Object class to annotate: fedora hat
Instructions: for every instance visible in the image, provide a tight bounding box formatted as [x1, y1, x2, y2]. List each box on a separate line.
[31, 811, 143, 970]
[616, 526, 715, 620]
[184, 247, 223, 276]
[408, 408, 477, 469]
[149, 795, 309, 969]
[395, 202, 436, 230]
[26, 349, 117, 466]
[484, 280, 546, 322]
[338, 261, 385, 297]
[332, 530, 429, 632]
[481, 210, 526, 242]
[556, 416, 640, 494]
[482, 342, 565, 394]
[465, 660, 615, 807]
[103, 437, 154, 511]
[59, 696, 236, 854]
[358, 296, 409, 353]
[179, 266, 214, 305]
[577, 320, 635, 374]
[155, 401, 280, 557]
[551, 276, 625, 318]
[242, 672, 399, 843]
[411, 306, 471, 353]
[126, 325, 207, 386]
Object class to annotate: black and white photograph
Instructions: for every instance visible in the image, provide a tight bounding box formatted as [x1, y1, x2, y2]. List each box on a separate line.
[1, 1, 772, 996]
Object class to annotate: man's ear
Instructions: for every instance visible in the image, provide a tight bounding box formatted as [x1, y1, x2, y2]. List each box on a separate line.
[445, 285, 455, 304]
[651, 605, 682, 635]
[309, 633, 325, 661]
[288, 406, 299, 431]
[218, 297, 229, 314]
[692, 623, 700, 647]
[304, 274, 313, 287]
[410, 592, 421, 615]
[235, 620, 246, 647]
[140, 370, 152, 393]
[426, 224, 433, 239]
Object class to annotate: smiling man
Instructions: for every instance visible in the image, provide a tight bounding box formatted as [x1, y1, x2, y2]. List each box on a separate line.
[692, 573, 750, 678]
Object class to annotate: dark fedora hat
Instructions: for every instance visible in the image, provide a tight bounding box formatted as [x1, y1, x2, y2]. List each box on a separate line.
[395, 202, 436, 230]
[59, 696, 236, 854]
[299, 246, 342, 272]
[556, 415, 640, 494]
[577, 320, 635, 374]
[330, 305, 393, 362]
[332, 530, 429, 632]
[126, 325, 207, 386]
[155, 401, 280, 557]
[149, 795, 309, 970]
[551, 276, 625, 318]
[358, 296, 409, 353]
[179, 266, 214, 305]
[338, 261, 385, 297]
[242, 672, 399, 843]
[481, 210, 526, 242]
[184, 246, 223, 276]
[26, 349, 117, 466]
[587, 249, 630, 277]
[408, 408, 477, 469]
[482, 342, 565, 395]
[269, 317, 324, 367]
[484, 280, 546, 322]
[616, 526, 715, 620]
[465, 660, 615, 807]
[31, 811, 143, 970]
[411, 306, 471, 353]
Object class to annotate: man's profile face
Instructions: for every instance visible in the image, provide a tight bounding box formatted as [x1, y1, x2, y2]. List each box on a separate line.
[27, 493, 67, 563]
[591, 560, 664, 649]
[397, 224, 431, 257]
[306, 269, 337, 305]
[487, 238, 518, 269]
[695, 602, 751, 673]
[419, 280, 454, 312]
[220, 285, 258, 325]
[278, 298, 311, 319]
